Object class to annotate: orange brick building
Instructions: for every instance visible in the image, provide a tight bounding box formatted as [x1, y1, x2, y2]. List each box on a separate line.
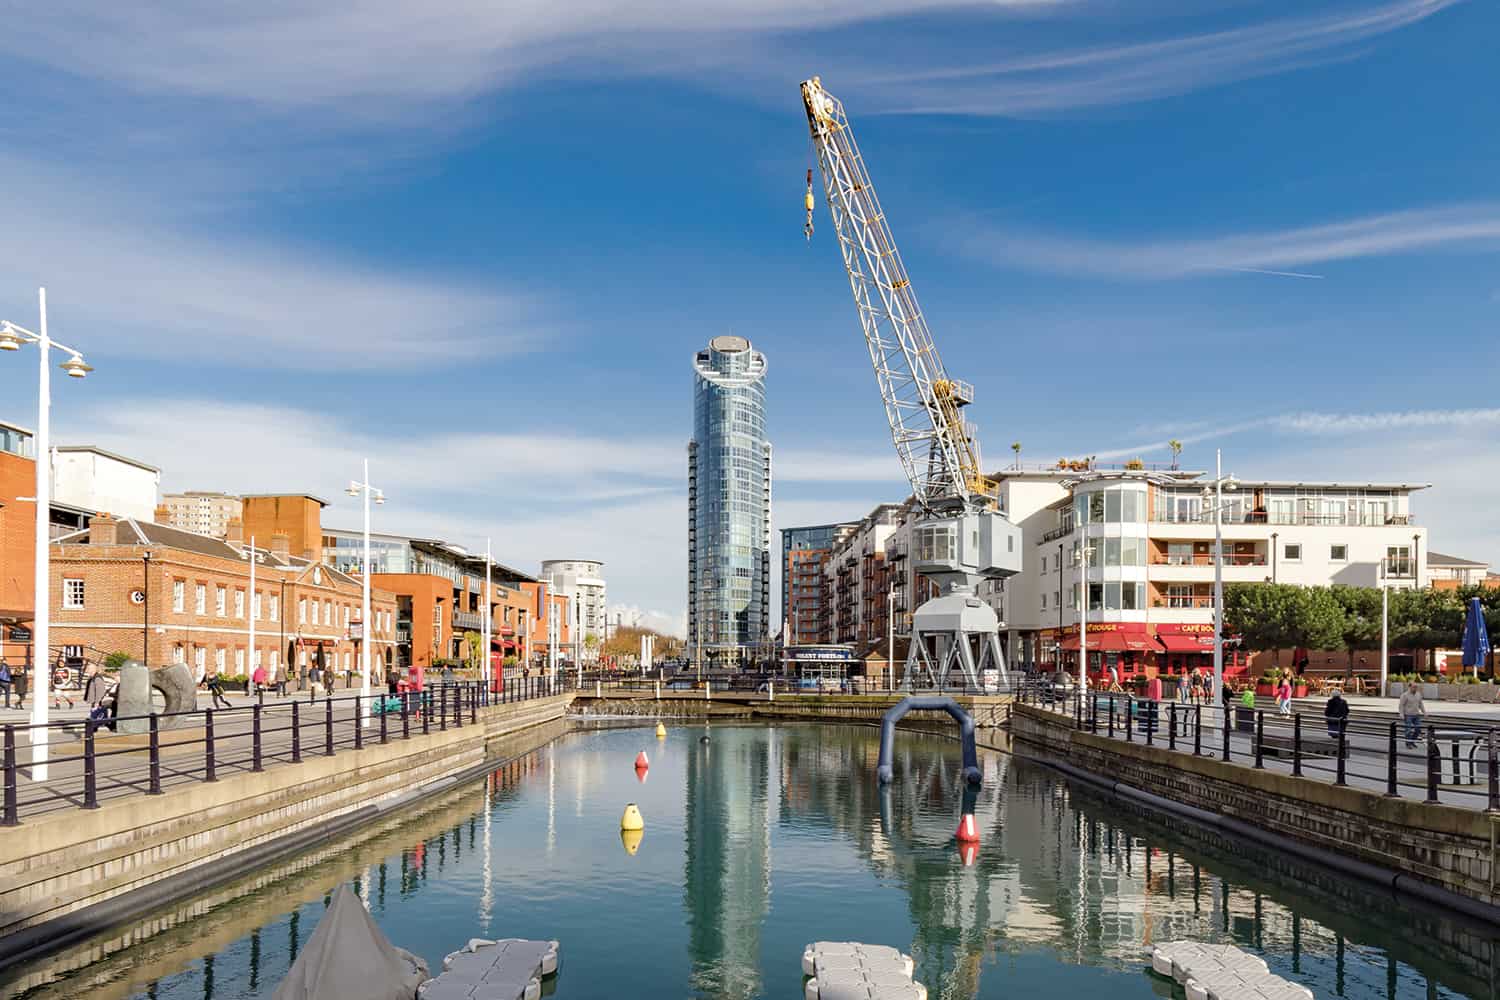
[49, 514, 396, 684]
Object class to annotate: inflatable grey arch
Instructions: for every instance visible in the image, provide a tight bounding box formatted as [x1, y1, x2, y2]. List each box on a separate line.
[876, 696, 981, 786]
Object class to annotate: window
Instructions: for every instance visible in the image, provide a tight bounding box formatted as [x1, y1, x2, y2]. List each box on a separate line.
[1386, 545, 1412, 577]
[324, 600, 332, 625]
[173, 580, 185, 613]
[1330, 544, 1348, 562]
[215, 586, 226, 616]
[1088, 583, 1103, 612]
[215, 647, 225, 673]
[1168, 542, 1193, 566]
[270, 595, 279, 622]
[235, 589, 245, 619]
[342, 606, 350, 628]
[1283, 543, 1302, 562]
[1040, 592, 1047, 610]
[1040, 555, 1047, 574]
[1167, 584, 1193, 608]
[299, 598, 307, 624]
[344, 651, 352, 672]
[195, 584, 206, 615]
[311, 601, 320, 626]
[195, 646, 206, 672]
[270, 650, 279, 671]
[235, 648, 245, 673]
[61, 578, 85, 609]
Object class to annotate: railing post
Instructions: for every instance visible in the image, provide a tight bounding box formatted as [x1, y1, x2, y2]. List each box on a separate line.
[1144, 700, 1154, 747]
[1344, 719, 1356, 791]
[440, 686, 448, 731]
[291, 701, 302, 763]
[1107, 695, 1115, 738]
[1, 726, 15, 826]
[1425, 728, 1440, 803]
[1254, 711, 1265, 769]
[471, 683, 477, 725]
[423, 688, 431, 735]
[402, 692, 411, 740]
[1168, 704, 1177, 751]
[1074, 690, 1082, 730]
[325, 698, 335, 757]
[1222, 705, 1231, 762]
[1193, 704, 1202, 756]
[148, 713, 163, 794]
[380, 697, 389, 744]
[252, 703, 264, 772]
[1488, 729, 1498, 812]
[1125, 699, 1133, 743]
[205, 709, 218, 782]
[1450, 738, 1461, 787]
[83, 719, 99, 809]
[1292, 714, 1302, 777]
[1386, 721, 1399, 797]
[354, 696, 364, 750]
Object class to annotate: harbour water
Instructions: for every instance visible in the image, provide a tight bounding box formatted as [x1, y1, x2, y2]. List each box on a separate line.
[3, 722, 1495, 999]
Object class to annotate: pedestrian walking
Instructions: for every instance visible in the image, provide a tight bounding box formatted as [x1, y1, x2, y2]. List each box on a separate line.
[1275, 675, 1293, 716]
[0, 655, 11, 709]
[53, 656, 75, 710]
[276, 663, 288, 698]
[251, 663, 267, 698]
[12, 659, 28, 710]
[207, 668, 233, 710]
[83, 663, 109, 708]
[1324, 689, 1349, 739]
[1176, 673, 1189, 704]
[1398, 681, 1425, 748]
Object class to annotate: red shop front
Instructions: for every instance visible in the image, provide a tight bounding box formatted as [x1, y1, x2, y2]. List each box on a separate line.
[1055, 622, 1154, 680]
[1154, 622, 1247, 679]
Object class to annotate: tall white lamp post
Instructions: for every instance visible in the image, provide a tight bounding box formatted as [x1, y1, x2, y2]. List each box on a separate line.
[345, 460, 384, 727]
[2, 288, 93, 781]
[1379, 558, 1389, 694]
[483, 538, 492, 692]
[1201, 449, 1238, 707]
[1078, 536, 1089, 696]
[887, 584, 896, 691]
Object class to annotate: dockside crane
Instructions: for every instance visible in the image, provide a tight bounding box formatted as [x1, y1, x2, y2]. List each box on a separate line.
[801, 75, 1021, 690]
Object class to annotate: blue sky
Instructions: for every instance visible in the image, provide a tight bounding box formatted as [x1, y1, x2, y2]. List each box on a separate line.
[1, 0, 1496, 634]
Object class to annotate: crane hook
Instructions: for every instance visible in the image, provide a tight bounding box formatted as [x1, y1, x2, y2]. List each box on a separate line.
[803, 168, 815, 241]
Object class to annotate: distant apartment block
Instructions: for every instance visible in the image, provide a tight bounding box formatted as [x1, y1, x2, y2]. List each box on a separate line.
[159, 491, 242, 539]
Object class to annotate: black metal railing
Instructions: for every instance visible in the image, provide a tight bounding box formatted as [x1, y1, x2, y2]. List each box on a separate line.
[1, 676, 562, 825]
[1015, 686, 1500, 811]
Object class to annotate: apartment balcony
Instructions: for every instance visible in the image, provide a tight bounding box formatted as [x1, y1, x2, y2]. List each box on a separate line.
[1152, 511, 1415, 528]
[453, 610, 485, 631]
[1041, 523, 1074, 543]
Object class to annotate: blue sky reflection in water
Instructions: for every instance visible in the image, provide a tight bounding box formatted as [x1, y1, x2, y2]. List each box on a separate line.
[11, 724, 1496, 999]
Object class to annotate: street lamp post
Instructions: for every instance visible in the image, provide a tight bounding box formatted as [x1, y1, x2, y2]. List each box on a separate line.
[886, 584, 895, 691]
[1078, 537, 1088, 696]
[483, 538, 492, 692]
[2, 287, 93, 781]
[1379, 558, 1389, 694]
[141, 551, 152, 667]
[345, 461, 384, 727]
[1200, 449, 1238, 707]
[246, 535, 256, 682]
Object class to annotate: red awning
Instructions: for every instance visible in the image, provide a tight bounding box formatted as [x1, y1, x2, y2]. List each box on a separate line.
[1059, 633, 1151, 652]
[1158, 634, 1214, 653]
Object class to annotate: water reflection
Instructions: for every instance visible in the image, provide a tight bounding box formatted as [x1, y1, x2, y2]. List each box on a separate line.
[4, 721, 1496, 1000]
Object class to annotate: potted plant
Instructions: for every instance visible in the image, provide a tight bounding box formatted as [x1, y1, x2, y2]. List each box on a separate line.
[1255, 669, 1278, 697]
[1291, 676, 1309, 698]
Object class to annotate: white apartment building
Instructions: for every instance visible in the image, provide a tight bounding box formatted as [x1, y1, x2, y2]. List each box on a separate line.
[817, 465, 1431, 681]
[159, 491, 242, 538]
[51, 445, 160, 522]
[541, 559, 607, 656]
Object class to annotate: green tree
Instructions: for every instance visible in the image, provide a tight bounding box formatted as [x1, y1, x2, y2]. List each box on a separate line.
[1389, 587, 1463, 670]
[1285, 586, 1346, 655]
[1331, 586, 1382, 677]
[1225, 583, 1298, 665]
[463, 630, 484, 669]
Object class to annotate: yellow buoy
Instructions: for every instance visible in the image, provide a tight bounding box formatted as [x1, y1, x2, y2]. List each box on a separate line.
[655, 722, 667, 739]
[620, 827, 644, 856]
[621, 803, 645, 831]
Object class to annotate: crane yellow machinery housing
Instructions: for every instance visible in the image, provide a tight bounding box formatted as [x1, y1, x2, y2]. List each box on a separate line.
[801, 75, 1021, 691]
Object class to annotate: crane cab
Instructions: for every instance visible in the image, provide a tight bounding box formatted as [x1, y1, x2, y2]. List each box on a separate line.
[910, 511, 1022, 587]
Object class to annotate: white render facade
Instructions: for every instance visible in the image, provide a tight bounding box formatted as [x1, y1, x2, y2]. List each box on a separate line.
[160, 491, 242, 538]
[541, 559, 607, 656]
[51, 445, 160, 522]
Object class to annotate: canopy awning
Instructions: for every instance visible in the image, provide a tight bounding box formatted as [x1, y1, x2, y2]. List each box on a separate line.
[1158, 634, 1214, 653]
[1059, 633, 1151, 652]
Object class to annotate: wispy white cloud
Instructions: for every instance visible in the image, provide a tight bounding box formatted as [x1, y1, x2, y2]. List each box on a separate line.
[852, 0, 1462, 115]
[961, 202, 1500, 280]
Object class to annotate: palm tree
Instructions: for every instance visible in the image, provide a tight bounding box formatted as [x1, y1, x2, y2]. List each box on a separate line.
[1169, 439, 1183, 470]
[1010, 441, 1022, 468]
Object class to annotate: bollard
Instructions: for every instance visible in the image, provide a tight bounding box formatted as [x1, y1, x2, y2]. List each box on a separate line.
[1292, 714, 1302, 777]
[1425, 728, 1440, 803]
[83, 720, 99, 809]
[291, 701, 302, 763]
[2, 726, 15, 826]
[655, 680, 661, 700]
[252, 704, 264, 772]
[355, 697, 364, 750]
[1336, 719, 1348, 787]
[205, 709, 218, 782]
[325, 698, 335, 757]
[149, 713, 163, 794]
[1386, 722, 1399, 797]
[1254, 711, 1265, 769]
[402, 692, 410, 740]
[1194, 704, 1202, 757]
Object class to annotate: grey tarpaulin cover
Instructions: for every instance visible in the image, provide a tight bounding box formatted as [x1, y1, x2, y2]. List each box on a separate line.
[273, 885, 429, 1000]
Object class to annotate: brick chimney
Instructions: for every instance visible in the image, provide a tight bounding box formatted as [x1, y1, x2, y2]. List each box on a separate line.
[270, 531, 291, 559]
[89, 513, 118, 546]
[226, 517, 244, 545]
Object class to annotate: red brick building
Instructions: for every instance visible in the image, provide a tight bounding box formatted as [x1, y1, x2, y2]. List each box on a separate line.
[0, 420, 35, 662]
[49, 514, 397, 683]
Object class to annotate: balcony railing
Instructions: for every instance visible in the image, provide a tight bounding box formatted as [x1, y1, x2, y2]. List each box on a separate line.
[1153, 553, 1267, 567]
[453, 611, 485, 631]
[1155, 596, 1217, 609]
[1152, 510, 1415, 528]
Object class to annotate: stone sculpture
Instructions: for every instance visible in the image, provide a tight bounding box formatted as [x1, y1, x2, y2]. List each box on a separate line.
[114, 660, 198, 734]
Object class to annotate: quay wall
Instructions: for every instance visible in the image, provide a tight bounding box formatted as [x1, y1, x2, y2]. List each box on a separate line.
[1010, 704, 1500, 921]
[0, 693, 573, 970]
[570, 692, 1011, 730]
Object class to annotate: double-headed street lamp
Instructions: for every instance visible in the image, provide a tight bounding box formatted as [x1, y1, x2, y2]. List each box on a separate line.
[2, 288, 93, 781]
[346, 460, 384, 727]
[1200, 448, 1239, 707]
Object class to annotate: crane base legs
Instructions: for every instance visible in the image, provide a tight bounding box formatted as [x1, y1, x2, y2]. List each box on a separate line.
[900, 589, 1008, 693]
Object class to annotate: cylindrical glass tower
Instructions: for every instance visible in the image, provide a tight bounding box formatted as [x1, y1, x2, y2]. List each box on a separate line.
[688, 336, 772, 669]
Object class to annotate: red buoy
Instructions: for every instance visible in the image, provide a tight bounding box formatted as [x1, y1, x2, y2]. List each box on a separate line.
[956, 813, 979, 844]
[958, 841, 978, 867]
[635, 751, 650, 770]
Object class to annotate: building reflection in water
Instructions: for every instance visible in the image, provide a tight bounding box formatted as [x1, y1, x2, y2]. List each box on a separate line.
[683, 726, 773, 1000]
